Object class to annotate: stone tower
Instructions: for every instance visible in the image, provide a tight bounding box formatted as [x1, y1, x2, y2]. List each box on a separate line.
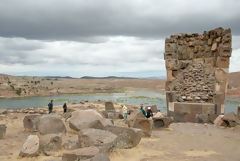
[164, 27, 232, 122]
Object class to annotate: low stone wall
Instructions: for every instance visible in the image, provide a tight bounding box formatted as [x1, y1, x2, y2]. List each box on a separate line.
[164, 27, 232, 122]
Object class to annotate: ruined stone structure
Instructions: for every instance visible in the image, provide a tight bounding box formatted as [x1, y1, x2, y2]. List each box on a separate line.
[164, 27, 232, 122]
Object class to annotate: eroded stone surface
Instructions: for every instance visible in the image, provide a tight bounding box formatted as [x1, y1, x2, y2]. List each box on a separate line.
[62, 146, 99, 161]
[78, 128, 117, 153]
[165, 27, 232, 122]
[105, 125, 142, 148]
[19, 135, 39, 157]
[105, 102, 115, 112]
[23, 114, 40, 132]
[69, 110, 113, 131]
[39, 134, 62, 155]
[127, 110, 153, 137]
[38, 115, 66, 135]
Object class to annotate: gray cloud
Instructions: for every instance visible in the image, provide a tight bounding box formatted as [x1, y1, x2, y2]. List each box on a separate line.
[0, 0, 239, 77]
[0, 0, 239, 41]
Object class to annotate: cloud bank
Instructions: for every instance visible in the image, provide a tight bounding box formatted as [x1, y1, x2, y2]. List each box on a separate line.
[0, 0, 239, 77]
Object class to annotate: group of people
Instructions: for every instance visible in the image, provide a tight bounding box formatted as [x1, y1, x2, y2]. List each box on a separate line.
[48, 100, 67, 114]
[48, 100, 153, 121]
[121, 104, 153, 121]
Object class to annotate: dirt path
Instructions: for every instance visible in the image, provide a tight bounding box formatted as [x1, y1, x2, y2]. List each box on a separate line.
[110, 123, 240, 161]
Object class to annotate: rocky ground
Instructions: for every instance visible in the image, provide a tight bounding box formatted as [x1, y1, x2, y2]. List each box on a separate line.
[0, 101, 240, 161]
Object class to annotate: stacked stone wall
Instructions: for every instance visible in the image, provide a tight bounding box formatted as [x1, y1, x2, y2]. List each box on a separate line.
[164, 27, 232, 122]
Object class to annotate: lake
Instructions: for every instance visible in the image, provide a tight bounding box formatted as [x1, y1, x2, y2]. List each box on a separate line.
[0, 90, 239, 114]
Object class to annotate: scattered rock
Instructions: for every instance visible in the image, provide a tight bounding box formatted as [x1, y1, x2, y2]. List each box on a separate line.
[19, 135, 40, 157]
[107, 112, 121, 119]
[153, 115, 173, 128]
[153, 112, 167, 118]
[222, 112, 240, 127]
[127, 110, 153, 137]
[62, 146, 99, 161]
[38, 115, 66, 135]
[105, 125, 141, 148]
[23, 114, 40, 132]
[214, 115, 226, 126]
[69, 110, 113, 131]
[0, 109, 8, 115]
[78, 128, 117, 153]
[63, 135, 79, 150]
[87, 153, 110, 161]
[39, 134, 62, 155]
[0, 124, 6, 139]
[105, 102, 115, 112]
[100, 111, 108, 118]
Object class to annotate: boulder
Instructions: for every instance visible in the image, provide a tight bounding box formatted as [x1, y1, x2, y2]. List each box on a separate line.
[63, 112, 72, 121]
[88, 120, 105, 130]
[0, 124, 6, 139]
[214, 115, 226, 126]
[39, 134, 62, 155]
[38, 115, 66, 135]
[105, 125, 141, 148]
[19, 135, 40, 157]
[0, 109, 7, 115]
[107, 112, 121, 119]
[153, 114, 173, 128]
[62, 146, 99, 161]
[87, 153, 110, 161]
[105, 102, 115, 112]
[63, 135, 79, 150]
[153, 112, 167, 118]
[23, 114, 40, 132]
[127, 110, 153, 137]
[69, 110, 113, 131]
[100, 111, 108, 118]
[222, 112, 240, 127]
[78, 128, 117, 153]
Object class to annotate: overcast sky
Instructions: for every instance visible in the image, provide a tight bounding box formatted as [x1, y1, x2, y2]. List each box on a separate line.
[0, 0, 239, 78]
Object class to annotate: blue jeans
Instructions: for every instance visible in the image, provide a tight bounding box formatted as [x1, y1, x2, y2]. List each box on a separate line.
[123, 113, 127, 120]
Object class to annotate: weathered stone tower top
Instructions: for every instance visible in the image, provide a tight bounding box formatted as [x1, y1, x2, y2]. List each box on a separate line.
[164, 27, 232, 122]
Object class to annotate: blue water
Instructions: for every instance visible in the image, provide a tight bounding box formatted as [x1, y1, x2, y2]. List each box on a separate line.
[0, 90, 239, 114]
[0, 91, 167, 112]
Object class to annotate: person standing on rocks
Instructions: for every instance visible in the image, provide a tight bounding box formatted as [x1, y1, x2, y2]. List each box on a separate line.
[140, 104, 146, 117]
[48, 100, 53, 114]
[121, 104, 128, 120]
[63, 102, 67, 113]
[146, 107, 153, 118]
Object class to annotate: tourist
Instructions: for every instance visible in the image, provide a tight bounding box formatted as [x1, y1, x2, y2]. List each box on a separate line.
[48, 100, 53, 114]
[63, 102, 67, 113]
[146, 107, 153, 118]
[121, 104, 128, 120]
[140, 104, 146, 117]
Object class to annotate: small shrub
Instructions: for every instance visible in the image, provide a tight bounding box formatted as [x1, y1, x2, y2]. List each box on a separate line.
[16, 88, 22, 95]
[10, 85, 15, 89]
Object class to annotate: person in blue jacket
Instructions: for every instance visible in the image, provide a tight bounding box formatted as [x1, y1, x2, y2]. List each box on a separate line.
[48, 100, 53, 114]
